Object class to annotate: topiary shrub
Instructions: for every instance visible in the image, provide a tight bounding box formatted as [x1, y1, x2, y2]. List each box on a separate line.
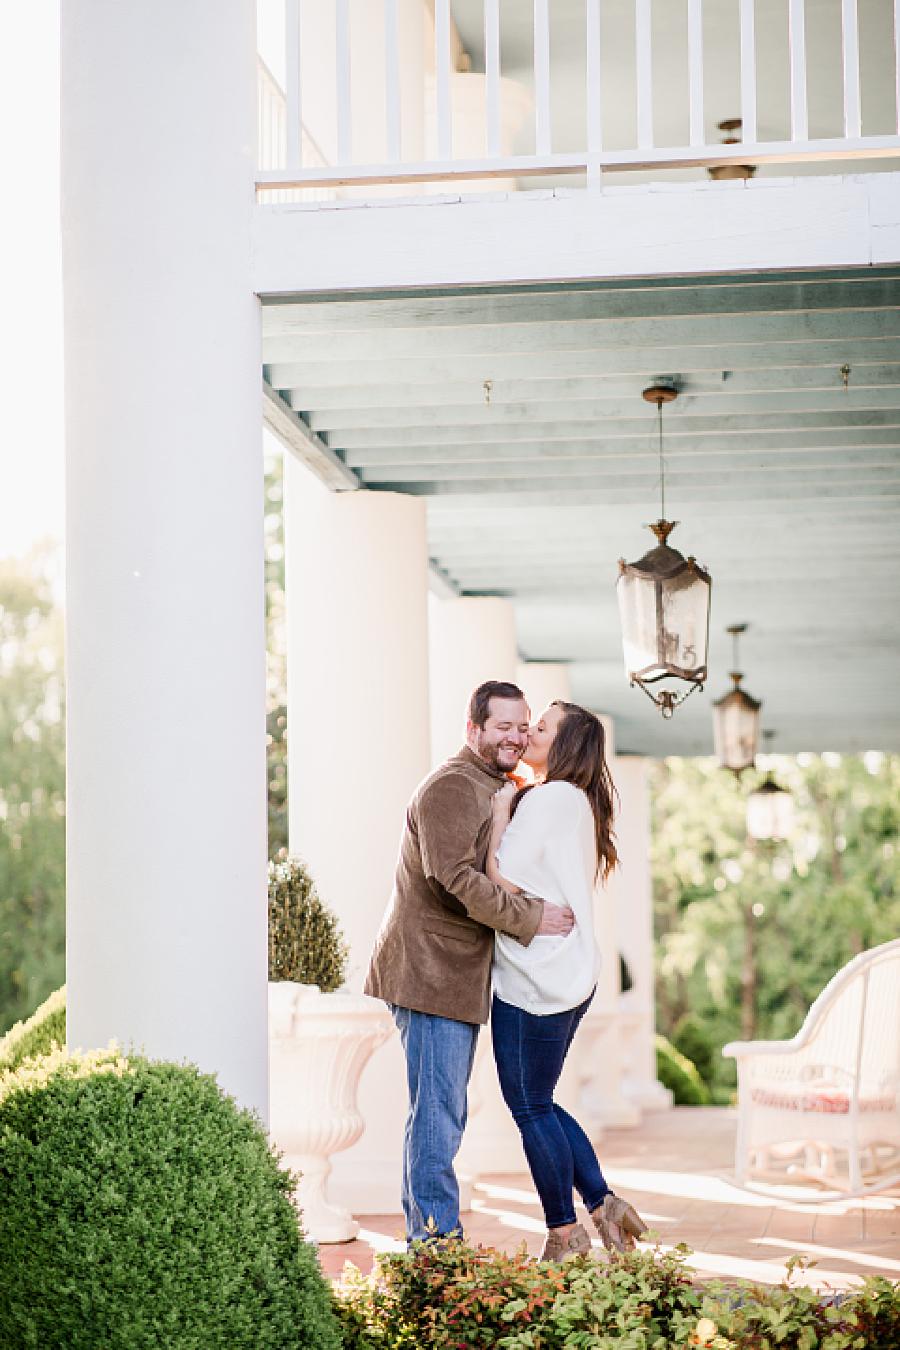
[269, 853, 349, 991]
[656, 1032, 711, 1105]
[0, 1046, 342, 1350]
[0, 984, 66, 1072]
[671, 1011, 717, 1086]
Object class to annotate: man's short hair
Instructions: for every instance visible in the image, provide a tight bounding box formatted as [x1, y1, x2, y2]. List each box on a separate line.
[468, 680, 527, 729]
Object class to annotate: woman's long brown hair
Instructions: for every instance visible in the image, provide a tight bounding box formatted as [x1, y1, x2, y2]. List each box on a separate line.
[511, 701, 618, 881]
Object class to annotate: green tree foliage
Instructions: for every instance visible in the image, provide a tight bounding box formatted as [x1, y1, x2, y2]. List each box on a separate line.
[0, 546, 66, 1037]
[0, 984, 65, 1072]
[651, 753, 900, 1095]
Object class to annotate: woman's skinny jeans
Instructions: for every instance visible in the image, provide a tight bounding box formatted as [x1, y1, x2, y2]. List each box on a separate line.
[491, 989, 611, 1229]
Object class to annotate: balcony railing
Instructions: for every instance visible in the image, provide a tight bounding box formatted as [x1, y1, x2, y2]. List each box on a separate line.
[256, 0, 900, 198]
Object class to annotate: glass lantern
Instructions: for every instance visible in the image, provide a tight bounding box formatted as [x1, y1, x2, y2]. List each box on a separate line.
[746, 775, 795, 840]
[617, 520, 712, 719]
[712, 624, 761, 774]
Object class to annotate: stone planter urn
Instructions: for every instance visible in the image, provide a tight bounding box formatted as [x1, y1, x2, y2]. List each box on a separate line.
[268, 981, 393, 1243]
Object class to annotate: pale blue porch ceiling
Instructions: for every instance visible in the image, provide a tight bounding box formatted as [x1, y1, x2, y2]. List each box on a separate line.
[262, 266, 900, 756]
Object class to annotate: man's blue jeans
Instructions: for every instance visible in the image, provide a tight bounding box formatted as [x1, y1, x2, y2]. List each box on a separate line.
[491, 989, 611, 1228]
[390, 1005, 479, 1242]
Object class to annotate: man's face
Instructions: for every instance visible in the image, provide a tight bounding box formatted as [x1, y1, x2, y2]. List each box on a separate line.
[467, 697, 530, 773]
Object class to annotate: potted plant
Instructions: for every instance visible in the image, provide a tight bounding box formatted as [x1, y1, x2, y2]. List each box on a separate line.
[268, 854, 393, 1244]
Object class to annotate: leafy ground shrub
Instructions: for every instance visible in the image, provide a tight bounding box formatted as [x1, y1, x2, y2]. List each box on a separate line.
[656, 1031, 711, 1105]
[0, 983, 65, 1071]
[335, 1239, 704, 1348]
[333, 1241, 900, 1350]
[672, 1011, 717, 1086]
[0, 1046, 341, 1350]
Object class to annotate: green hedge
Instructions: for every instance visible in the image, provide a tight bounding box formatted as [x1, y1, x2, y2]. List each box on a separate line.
[656, 1031, 711, 1105]
[333, 1239, 900, 1349]
[0, 984, 65, 1072]
[0, 1047, 341, 1350]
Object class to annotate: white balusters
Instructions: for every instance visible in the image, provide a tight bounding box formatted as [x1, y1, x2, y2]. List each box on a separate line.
[585, 0, 603, 167]
[789, 0, 809, 142]
[739, 0, 757, 144]
[434, 0, 452, 159]
[534, 0, 552, 156]
[335, 0, 352, 164]
[842, 0, 861, 141]
[485, 0, 501, 157]
[687, 0, 704, 147]
[384, 0, 402, 161]
[285, 0, 301, 171]
[255, 0, 900, 195]
[635, 0, 653, 150]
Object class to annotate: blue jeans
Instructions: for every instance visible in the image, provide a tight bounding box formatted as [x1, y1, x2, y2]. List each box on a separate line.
[491, 990, 611, 1229]
[390, 1005, 479, 1242]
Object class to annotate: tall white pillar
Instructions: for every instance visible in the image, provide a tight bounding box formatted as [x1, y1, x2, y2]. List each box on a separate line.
[516, 661, 572, 718]
[427, 595, 524, 1177]
[615, 757, 673, 1112]
[62, 1, 268, 1116]
[284, 465, 432, 1210]
[429, 595, 519, 768]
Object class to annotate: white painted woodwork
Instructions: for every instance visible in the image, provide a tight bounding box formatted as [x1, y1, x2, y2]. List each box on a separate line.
[263, 381, 359, 490]
[687, 0, 704, 148]
[515, 661, 572, 718]
[434, 0, 452, 159]
[285, 0, 301, 169]
[533, 0, 552, 157]
[62, 0, 268, 1118]
[428, 594, 518, 768]
[284, 464, 431, 1212]
[634, 0, 653, 150]
[252, 173, 900, 295]
[384, 0, 401, 162]
[484, 0, 501, 157]
[739, 0, 757, 144]
[259, 0, 900, 193]
[335, 0, 352, 164]
[613, 758, 673, 1113]
[842, 0, 862, 142]
[789, 0, 809, 144]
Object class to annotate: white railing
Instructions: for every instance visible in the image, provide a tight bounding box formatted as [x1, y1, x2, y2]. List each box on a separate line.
[257, 59, 335, 204]
[256, 0, 900, 197]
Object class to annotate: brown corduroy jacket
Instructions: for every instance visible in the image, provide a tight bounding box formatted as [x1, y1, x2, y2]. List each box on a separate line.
[364, 746, 544, 1024]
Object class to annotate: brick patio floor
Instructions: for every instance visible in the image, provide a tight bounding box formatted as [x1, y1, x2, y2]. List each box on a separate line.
[318, 1106, 900, 1292]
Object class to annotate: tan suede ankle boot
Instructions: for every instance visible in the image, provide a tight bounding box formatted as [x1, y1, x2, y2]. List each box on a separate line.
[590, 1193, 648, 1253]
[540, 1222, 593, 1262]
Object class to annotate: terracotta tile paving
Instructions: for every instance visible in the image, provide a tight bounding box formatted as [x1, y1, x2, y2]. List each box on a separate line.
[317, 1106, 899, 1292]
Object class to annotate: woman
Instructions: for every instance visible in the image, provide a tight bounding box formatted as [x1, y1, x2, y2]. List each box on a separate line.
[487, 701, 648, 1262]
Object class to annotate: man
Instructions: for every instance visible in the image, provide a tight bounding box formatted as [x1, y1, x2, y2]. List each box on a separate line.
[364, 679, 575, 1242]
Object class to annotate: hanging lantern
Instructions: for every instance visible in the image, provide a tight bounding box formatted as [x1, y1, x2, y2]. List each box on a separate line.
[713, 623, 761, 775]
[746, 729, 795, 840]
[616, 385, 712, 719]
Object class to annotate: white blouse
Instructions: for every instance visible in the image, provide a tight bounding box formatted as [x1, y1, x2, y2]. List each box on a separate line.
[492, 780, 602, 1015]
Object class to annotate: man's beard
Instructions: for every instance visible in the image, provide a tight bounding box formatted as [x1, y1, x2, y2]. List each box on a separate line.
[478, 738, 521, 772]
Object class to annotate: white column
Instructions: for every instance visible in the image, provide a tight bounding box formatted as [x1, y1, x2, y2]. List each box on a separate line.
[573, 717, 641, 1130]
[62, 1, 268, 1116]
[284, 465, 432, 1211]
[429, 595, 518, 768]
[516, 661, 572, 717]
[615, 757, 673, 1111]
[427, 595, 523, 1177]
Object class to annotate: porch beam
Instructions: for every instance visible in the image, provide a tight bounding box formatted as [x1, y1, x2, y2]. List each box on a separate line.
[263, 380, 359, 490]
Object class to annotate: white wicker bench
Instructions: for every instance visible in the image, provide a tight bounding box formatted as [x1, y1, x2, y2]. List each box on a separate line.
[723, 938, 900, 1195]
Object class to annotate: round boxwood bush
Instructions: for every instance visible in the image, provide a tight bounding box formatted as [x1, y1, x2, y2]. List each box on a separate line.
[0, 1047, 342, 1350]
[0, 984, 66, 1072]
